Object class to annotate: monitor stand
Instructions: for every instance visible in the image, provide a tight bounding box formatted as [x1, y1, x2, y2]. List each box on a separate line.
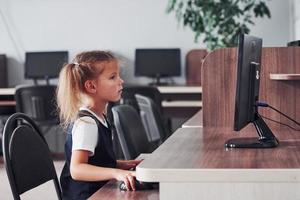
[149, 75, 169, 86]
[33, 76, 50, 85]
[225, 113, 279, 148]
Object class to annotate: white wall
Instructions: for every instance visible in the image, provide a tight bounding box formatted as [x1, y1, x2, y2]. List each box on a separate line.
[250, 0, 293, 46]
[293, 0, 300, 39]
[0, 0, 293, 86]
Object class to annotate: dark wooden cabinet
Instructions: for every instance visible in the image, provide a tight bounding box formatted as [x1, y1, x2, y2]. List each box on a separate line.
[0, 54, 7, 88]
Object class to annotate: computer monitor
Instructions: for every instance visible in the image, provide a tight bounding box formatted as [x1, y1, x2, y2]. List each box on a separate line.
[225, 34, 279, 148]
[135, 48, 181, 85]
[25, 51, 68, 83]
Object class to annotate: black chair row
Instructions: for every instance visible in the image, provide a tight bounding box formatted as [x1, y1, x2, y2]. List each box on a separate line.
[1, 85, 170, 198]
[111, 86, 171, 160]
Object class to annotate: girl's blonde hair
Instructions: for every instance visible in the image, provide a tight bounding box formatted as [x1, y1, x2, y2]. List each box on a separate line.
[56, 50, 116, 127]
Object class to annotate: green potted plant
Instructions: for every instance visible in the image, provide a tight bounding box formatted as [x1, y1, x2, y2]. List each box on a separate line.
[167, 0, 271, 50]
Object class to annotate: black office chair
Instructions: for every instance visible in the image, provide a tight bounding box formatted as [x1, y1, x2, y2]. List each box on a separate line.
[112, 105, 156, 160]
[2, 113, 62, 200]
[15, 85, 58, 124]
[135, 94, 170, 144]
[106, 101, 125, 159]
[15, 85, 64, 153]
[121, 85, 163, 113]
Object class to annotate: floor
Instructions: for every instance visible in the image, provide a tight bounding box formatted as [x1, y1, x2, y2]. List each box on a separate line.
[0, 158, 65, 200]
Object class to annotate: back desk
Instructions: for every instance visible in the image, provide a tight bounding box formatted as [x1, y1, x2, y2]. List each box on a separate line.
[0, 86, 202, 118]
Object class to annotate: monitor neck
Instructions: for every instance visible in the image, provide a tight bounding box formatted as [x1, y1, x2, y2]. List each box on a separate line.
[149, 75, 169, 86]
[253, 111, 277, 140]
[32, 77, 50, 85]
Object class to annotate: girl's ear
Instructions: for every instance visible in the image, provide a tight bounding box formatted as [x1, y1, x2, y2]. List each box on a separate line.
[84, 80, 97, 94]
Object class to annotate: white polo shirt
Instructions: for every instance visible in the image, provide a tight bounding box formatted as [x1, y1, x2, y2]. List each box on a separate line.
[71, 107, 108, 156]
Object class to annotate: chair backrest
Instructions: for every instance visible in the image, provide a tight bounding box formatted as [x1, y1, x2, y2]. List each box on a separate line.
[2, 113, 62, 200]
[121, 85, 162, 113]
[135, 94, 168, 143]
[112, 105, 155, 160]
[186, 49, 208, 86]
[15, 85, 58, 123]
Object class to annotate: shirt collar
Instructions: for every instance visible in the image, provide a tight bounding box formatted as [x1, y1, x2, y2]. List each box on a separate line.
[79, 107, 108, 127]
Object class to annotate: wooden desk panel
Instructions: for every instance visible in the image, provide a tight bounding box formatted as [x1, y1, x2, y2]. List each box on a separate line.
[88, 180, 158, 200]
[186, 49, 208, 85]
[202, 47, 300, 130]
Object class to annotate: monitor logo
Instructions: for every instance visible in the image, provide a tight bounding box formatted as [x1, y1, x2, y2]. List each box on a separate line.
[256, 70, 260, 80]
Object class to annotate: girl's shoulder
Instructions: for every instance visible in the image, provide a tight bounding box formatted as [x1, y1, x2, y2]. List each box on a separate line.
[72, 116, 98, 132]
[76, 116, 97, 125]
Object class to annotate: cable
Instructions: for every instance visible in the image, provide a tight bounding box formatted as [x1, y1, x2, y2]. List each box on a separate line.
[260, 115, 300, 132]
[256, 101, 300, 127]
[268, 105, 300, 127]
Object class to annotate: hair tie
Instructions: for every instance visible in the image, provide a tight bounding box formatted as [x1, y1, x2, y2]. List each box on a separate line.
[73, 62, 80, 68]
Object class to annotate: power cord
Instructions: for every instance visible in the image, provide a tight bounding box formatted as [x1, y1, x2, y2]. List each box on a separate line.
[256, 102, 300, 131]
[260, 114, 300, 131]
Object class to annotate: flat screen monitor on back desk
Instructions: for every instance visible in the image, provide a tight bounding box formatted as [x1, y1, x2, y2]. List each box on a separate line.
[135, 48, 181, 85]
[25, 51, 68, 84]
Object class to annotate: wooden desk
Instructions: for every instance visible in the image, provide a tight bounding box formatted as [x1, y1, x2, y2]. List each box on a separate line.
[152, 86, 202, 118]
[0, 87, 202, 118]
[0, 88, 16, 113]
[0, 101, 16, 106]
[0, 86, 202, 108]
[0, 88, 14, 95]
[157, 86, 202, 102]
[270, 73, 300, 80]
[88, 180, 158, 200]
[157, 86, 202, 94]
[181, 110, 203, 128]
[137, 127, 300, 200]
[0, 86, 202, 96]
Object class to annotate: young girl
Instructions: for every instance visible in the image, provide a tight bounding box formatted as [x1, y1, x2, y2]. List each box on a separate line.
[57, 51, 141, 200]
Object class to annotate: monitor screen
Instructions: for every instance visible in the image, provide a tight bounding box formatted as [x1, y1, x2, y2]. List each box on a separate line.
[25, 51, 68, 79]
[135, 48, 181, 78]
[234, 34, 262, 131]
[225, 34, 278, 148]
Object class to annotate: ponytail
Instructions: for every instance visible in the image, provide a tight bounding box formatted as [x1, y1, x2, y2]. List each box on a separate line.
[57, 63, 82, 127]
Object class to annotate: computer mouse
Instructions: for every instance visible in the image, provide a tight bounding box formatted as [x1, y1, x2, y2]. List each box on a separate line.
[119, 180, 155, 191]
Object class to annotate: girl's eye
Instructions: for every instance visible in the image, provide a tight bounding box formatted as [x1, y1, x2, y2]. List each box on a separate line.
[110, 75, 116, 79]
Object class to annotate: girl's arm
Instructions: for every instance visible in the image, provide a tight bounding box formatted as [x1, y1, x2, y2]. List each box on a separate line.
[70, 150, 136, 190]
[116, 160, 143, 170]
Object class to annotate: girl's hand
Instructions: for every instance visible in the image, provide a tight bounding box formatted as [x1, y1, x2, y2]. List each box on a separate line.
[117, 160, 143, 170]
[115, 169, 137, 191]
